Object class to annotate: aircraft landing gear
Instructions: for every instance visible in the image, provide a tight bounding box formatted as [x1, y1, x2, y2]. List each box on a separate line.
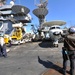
[53, 44, 58, 47]
[53, 40, 59, 47]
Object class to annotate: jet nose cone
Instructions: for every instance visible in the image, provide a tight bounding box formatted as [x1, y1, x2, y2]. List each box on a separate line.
[53, 32, 61, 35]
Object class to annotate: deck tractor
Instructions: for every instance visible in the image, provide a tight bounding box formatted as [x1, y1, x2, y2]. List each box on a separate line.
[11, 22, 26, 45]
[4, 22, 26, 45]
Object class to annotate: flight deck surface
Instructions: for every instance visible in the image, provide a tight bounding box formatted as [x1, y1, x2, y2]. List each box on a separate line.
[0, 42, 70, 75]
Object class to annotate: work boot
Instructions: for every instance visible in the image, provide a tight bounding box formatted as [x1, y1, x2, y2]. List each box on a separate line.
[62, 68, 66, 75]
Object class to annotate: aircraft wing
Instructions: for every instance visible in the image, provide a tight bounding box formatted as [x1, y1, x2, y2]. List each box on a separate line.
[42, 20, 66, 27]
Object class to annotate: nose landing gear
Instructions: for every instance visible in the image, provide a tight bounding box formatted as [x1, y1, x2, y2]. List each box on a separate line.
[53, 44, 58, 47]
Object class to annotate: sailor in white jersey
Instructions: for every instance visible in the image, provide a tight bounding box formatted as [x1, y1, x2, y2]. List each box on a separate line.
[0, 33, 7, 57]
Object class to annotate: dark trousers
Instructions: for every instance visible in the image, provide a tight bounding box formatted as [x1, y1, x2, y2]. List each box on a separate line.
[0, 44, 7, 57]
[62, 50, 75, 75]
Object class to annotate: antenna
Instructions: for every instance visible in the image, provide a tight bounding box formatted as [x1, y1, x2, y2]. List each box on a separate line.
[40, 0, 43, 4]
[40, 0, 48, 4]
[34, 0, 48, 8]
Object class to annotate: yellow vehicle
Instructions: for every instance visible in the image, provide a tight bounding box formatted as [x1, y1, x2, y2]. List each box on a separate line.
[4, 34, 11, 46]
[4, 22, 26, 45]
[11, 23, 26, 45]
[11, 28, 22, 40]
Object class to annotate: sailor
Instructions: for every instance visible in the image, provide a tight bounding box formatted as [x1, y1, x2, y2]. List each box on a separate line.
[0, 32, 7, 57]
[62, 26, 75, 75]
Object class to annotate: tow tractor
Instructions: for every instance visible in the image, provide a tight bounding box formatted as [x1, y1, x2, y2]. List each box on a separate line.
[11, 22, 26, 45]
[3, 22, 26, 45]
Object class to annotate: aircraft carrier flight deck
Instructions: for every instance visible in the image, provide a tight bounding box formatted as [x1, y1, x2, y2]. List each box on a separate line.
[0, 42, 70, 75]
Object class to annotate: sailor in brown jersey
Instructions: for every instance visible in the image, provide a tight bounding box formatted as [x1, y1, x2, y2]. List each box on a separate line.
[62, 27, 75, 75]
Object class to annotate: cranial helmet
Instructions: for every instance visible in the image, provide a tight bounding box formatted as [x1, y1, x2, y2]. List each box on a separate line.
[69, 26, 75, 33]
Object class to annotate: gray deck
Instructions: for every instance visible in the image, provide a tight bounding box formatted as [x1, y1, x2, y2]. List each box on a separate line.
[0, 42, 70, 75]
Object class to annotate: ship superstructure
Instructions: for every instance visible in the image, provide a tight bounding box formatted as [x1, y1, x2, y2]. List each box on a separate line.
[0, 0, 32, 45]
[0, 0, 31, 34]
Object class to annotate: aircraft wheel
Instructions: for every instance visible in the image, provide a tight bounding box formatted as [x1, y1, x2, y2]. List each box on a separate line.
[57, 44, 58, 47]
[7, 41, 11, 47]
[54, 44, 58, 47]
[18, 42, 20, 45]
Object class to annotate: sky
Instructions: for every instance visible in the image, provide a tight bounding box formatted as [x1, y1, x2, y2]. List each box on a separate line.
[6, 0, 75, 32]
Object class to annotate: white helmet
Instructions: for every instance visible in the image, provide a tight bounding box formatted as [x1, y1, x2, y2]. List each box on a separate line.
[69, 26, 75, 33]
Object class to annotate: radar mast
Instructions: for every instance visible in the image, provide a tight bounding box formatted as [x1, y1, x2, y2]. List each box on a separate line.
[35, 0, 48, 8]
[33, 0, 48, 39]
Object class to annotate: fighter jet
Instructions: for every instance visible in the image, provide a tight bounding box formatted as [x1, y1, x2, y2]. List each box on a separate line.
[42, 20, 66, 47]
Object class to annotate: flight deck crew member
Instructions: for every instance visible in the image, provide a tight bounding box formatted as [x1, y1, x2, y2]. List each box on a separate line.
[62, 26, 75, 75]
[0, 33, 7, 57]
